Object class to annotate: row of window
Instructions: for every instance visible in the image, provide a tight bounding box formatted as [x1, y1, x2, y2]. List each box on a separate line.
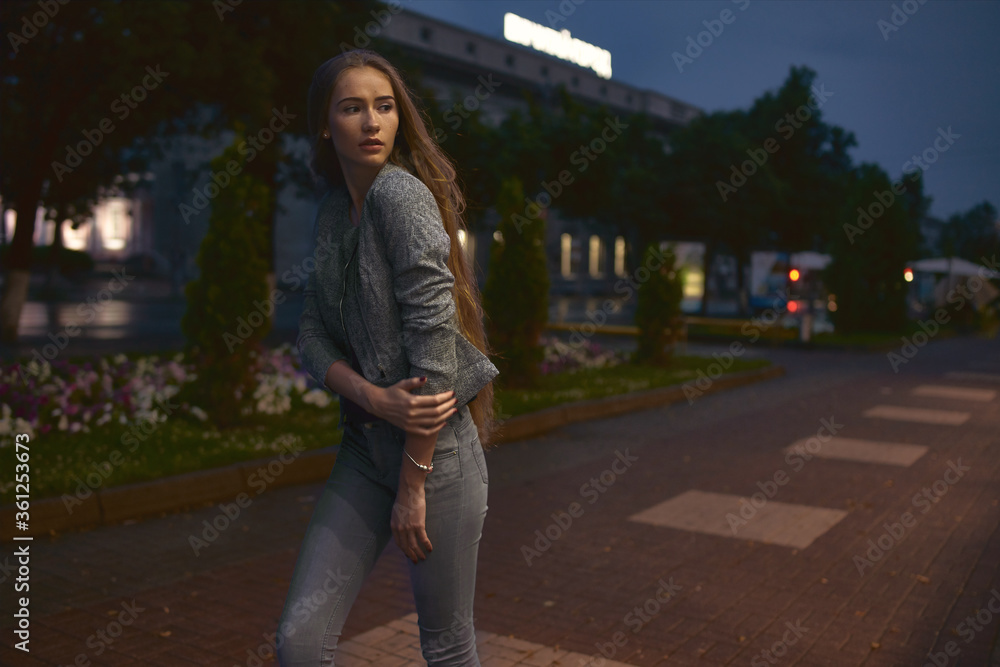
[563, 233, 627, 279]
[468, 229, 627, 280]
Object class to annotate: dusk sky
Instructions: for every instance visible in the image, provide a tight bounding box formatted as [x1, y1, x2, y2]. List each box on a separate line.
[406, 0, 1000, 223]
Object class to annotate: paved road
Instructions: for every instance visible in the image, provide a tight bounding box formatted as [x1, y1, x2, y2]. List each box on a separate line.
[2, 337, 999, 666]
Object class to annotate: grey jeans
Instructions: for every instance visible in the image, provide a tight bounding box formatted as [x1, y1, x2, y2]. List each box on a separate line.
[276, 403, 489, 666]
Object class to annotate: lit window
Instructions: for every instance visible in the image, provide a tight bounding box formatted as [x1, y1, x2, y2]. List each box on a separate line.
[589, 235, 604, 277]
[99, 198, 129, 251]
[560, 233, 572, 277]
[683, 268, 704, 299]
[614, 236, 625, 277]
[63, 219, 89, 251]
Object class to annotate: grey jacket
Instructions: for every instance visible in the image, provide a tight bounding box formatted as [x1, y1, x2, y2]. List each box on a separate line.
[297, 160, 498, 421]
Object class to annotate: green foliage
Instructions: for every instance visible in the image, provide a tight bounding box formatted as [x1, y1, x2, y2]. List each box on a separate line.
[662, 66, 856, 314]
[482, 176, 549, 388]
[633, 244, 685, 366]
[742, 66, 856, 252]
[0, 245, 93, 275]
[180, 137, 271, 427]
[940, 200, 999, 263]
[824, 164, 923, 334]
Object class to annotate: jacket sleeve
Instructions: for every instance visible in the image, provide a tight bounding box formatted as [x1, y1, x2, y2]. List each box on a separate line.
[296, 212, 348, 390]
[372, 174, 457, 398]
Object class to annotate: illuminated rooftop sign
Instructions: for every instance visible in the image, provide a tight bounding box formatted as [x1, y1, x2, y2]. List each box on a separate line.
[503, 13, 612, 80]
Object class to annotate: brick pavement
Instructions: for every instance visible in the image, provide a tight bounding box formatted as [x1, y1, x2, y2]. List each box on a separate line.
[2, 337, 999, 666]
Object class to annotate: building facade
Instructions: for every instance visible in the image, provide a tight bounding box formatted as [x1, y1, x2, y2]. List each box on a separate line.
[15, 6, 703, 301]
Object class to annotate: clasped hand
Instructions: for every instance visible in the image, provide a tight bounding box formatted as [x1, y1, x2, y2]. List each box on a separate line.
[368, 375, 457, 436]
[368, 376, 456, 563]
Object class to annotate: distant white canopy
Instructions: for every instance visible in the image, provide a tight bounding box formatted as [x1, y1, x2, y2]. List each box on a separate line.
[910, 257, 1000, 279]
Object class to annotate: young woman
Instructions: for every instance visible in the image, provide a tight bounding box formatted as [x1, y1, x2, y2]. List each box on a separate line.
[276, 49, 498, 666]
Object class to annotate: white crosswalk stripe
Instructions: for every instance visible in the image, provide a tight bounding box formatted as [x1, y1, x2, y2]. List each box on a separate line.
[628, 490, 847, 550]
[912, 384, 996, 402]
[784, 436, 928, 467]
[863, 404, 970, 425]
[336, 613, 635, 666]
[945, 371, 1000, 384]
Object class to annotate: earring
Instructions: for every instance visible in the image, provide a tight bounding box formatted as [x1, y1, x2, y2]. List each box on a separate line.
[321, 131, 330, 139]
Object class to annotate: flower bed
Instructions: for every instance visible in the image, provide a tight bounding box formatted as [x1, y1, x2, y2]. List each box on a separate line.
[1, 343, 329, 444]
[0, 339, 769, 503]
[538, 334, 629, 375]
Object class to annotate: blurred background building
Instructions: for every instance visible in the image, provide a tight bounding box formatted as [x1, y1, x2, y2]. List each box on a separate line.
[9, 7, 704, 306]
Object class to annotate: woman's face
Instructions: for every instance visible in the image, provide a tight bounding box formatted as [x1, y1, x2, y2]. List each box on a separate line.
[326, 66, 399, 177]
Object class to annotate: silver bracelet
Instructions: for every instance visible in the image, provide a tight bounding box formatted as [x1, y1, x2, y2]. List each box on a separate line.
[404, 448, 433, 473]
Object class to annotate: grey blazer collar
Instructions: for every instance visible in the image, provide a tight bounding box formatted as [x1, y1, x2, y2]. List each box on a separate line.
[328, 159, 409, 219]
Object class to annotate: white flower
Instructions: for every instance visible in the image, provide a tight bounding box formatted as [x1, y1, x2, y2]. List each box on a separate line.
[303, 389, 331, 408]
[58, 415, 69, 431]
[190, 406, 208, 422]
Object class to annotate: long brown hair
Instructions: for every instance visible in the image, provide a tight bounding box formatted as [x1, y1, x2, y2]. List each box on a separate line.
[307, 49, 497, 447]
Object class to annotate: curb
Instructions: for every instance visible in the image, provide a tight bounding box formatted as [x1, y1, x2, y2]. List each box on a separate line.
[1, 448, 337, 540]
[494, 364, 785, 442]
[2, 365, 784, 538]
